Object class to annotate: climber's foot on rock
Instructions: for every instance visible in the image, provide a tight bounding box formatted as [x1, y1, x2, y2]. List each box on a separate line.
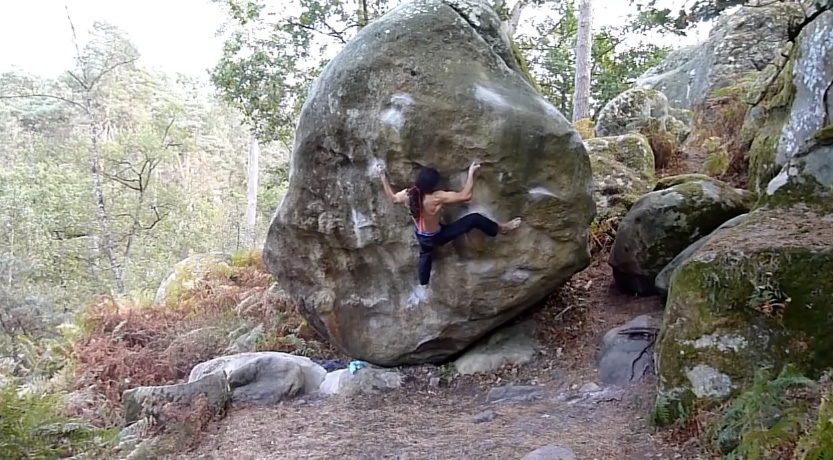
[499, 217, 522, 235]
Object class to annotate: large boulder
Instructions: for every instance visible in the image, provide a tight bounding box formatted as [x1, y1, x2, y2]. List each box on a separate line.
[586, 133, 656, 221]
[609, 177, 754, 295]
[262, 0, 595, 366]
[655, 8, 833, 412]
[656, 207, 833, 408]
[634, 3, 804, 110]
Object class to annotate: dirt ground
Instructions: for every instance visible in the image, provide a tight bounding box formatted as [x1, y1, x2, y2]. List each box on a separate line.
[162, 254, 708, 460]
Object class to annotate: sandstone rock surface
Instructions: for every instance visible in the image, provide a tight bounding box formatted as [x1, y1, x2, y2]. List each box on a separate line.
[262, 0, 594, 366]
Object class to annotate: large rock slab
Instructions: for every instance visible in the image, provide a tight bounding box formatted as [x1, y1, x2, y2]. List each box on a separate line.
[634, 3, 804, 110]
[586, 133, 656, 221]
[772, 10, 833, 173]
[262, 0, 595, 366]
[609, 177, 754, 295]
[188, 352, 326, 404]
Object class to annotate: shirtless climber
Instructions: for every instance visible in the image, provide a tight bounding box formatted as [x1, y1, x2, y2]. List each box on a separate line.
[375, 161, 522, 286]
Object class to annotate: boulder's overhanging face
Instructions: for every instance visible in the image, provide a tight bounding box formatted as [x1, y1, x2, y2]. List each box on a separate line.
[634, 3, 804, 110]
[656, 208, 833, 407]
[263, 0, 595, 366]
[608, 178, 754, 295]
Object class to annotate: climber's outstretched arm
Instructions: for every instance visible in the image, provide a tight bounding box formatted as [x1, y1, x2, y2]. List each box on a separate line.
[376, 163, 408, 203]
[434, 161, 480, 205]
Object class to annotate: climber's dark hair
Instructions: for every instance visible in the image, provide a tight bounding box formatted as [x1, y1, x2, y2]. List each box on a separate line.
[408, 167, 440, 220]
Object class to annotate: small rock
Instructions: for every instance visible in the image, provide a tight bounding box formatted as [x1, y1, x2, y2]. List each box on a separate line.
[520, 445, 577, 460]
[428, 377, 441, 387]
[472, 410, 496, 423]
[486, 385, 545, 403]
[598, 315, 659, 386]
[579, 382, 602, 393]
[454, 320, 540, 375]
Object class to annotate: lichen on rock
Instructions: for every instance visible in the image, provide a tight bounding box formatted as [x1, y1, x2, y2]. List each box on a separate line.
[656, 207, 833, 411]
[586, 133, 656, 221]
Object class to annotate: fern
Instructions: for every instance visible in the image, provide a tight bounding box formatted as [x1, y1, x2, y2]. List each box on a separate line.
[711, 365, 817, 459]
[0, 379, 116, 460]
[795, 388, 833, 460]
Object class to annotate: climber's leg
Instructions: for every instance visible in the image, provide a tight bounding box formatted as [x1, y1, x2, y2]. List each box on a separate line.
[434, 213, 521, 245]
[416, 236, 434, 285]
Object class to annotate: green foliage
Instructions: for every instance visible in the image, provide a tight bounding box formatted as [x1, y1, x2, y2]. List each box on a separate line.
[210, 0, 396, 142]
[0, 379, 116, 459]
[627, 0, 750, 34]
[0, 21, 291, 376]
[515, 0, 672, 119]
[795, 385, 833, 460]
[649, 392, 691, 427]
[710, 364, 817, 459]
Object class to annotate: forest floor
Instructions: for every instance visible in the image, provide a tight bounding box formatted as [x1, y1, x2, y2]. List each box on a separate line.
[161, 253, 708, 460]
[155, 150, 710, 460]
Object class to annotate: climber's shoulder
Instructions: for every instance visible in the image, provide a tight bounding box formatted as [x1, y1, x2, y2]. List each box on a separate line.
[392, 188, 409, 204]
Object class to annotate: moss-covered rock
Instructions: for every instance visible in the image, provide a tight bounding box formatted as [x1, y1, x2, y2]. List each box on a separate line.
[653, 173, 714, 191]
[669, 108, 693, 126]
[656, 207, 833, 411]
[594, 88, 670, 138]
[654, 213, 748, 296]
[741, 43, 796, 195]
[608, 177, 754, 295]
[573, 118, 594, 140]
[664, 115, 691, 146]
[586, 133, 656, 221]
[759, 133, 833, 213]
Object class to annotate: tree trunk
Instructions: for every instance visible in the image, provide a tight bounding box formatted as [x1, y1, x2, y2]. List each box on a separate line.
[87, 116, 125, 294]
[244, 133, 260, 248]
[572, 0, 593, 122]
[494, 0, 527, 38]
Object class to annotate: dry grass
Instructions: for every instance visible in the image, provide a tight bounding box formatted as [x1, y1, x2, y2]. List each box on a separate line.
[640, 121, 679, 170]
[687, 94, 750, 187]
[69, 251, 336, 427]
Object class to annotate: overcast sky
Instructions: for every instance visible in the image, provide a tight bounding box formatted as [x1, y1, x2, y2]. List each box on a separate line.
[0, 0, 712, 79]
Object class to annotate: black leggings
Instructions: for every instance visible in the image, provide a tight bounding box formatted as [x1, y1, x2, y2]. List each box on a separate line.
[415, 213, 499, 285]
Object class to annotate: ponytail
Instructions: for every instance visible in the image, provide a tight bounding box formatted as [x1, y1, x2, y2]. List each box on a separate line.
[408, 187, 421, 220]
